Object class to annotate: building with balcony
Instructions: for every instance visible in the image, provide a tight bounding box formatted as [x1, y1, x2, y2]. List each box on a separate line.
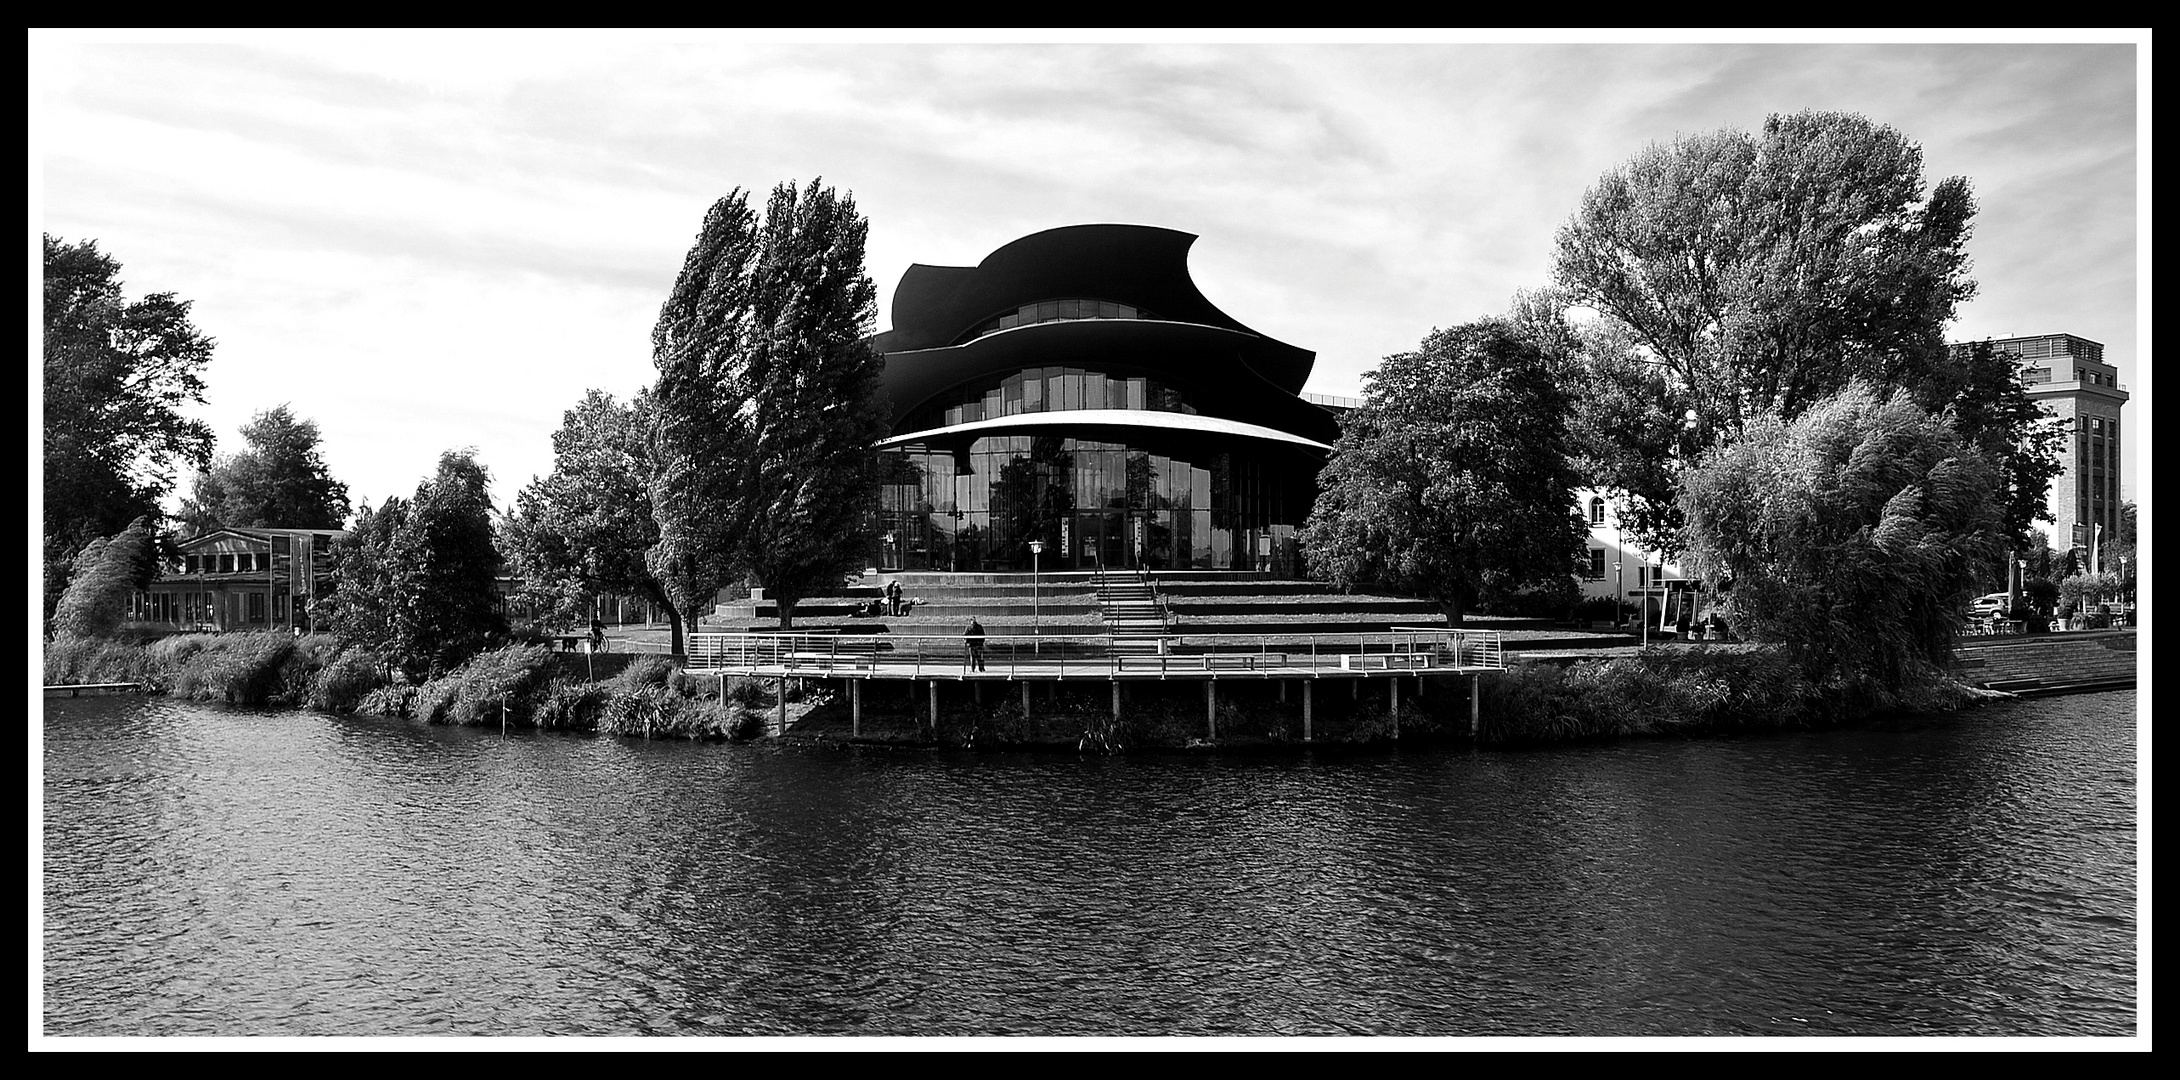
[124, 526, 347, 634]
[870, 224, 1338, 575]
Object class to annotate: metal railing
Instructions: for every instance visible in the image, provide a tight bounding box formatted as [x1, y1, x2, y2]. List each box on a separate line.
[682, 628, 1504, 679]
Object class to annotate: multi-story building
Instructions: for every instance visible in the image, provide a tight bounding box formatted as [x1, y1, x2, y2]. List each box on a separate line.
[124, 526, 347, 634]
[869, 224, 1338, 575]
[1573, 489, 1688, 624]
[1953, 333, 2129, 563]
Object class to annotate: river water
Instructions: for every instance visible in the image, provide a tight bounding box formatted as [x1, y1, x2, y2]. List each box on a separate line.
[39, 691, 2137, 1041]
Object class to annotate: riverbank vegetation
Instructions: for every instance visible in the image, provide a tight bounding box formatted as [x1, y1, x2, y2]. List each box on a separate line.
[43, 631, 770, 740]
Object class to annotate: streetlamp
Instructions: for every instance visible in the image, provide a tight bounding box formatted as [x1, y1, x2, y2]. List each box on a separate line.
[1028, 539, 1045, 651]
[1613, 561, 1625, 628]
[1645, 552, 1660, 648]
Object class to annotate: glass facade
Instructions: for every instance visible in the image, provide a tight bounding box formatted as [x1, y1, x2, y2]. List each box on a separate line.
[902, 366, 1198, 433]
[877, 433, 1308, 573]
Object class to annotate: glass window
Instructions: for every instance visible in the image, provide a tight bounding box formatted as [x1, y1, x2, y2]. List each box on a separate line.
[1589, 497, 1606, 525]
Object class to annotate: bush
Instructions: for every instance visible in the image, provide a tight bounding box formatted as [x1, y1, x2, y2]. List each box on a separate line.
[1477, 646, 1818, 745]
[308, 647, 391, 713]
[170, 633, 298, 706]
[533, 678, 611, 731]
[357, 683, 417, 718]
[407, 643, 556, 726]
[42, 636, 152, 687]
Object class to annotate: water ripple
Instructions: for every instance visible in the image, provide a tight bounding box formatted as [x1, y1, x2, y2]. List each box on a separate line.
[40, 692, 2137, 1038]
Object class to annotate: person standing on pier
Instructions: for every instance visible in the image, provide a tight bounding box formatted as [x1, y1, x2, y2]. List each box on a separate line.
[965, 618, 987, 671]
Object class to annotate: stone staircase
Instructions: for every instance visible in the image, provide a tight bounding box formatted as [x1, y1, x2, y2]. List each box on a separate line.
[1095, 569, 1174, 657]
[1953, 630, 2136, 695]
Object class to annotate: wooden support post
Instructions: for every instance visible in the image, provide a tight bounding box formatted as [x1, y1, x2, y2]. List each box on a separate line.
[1206, 680, 1217, 741]
[1389, 677, 1398, 739]
[1470, 675, 1481, 737]
[928, 680, 939, 732]
[1111, 680, 1121, 722]
[1021, 680, 1031, 719]
[1279, 679, 1287, 703]
[1303, 680, 1313, 742]
[851, 678, 862, 738]
[1351, 677, 1359, 699]
[777, 677, 788, 736]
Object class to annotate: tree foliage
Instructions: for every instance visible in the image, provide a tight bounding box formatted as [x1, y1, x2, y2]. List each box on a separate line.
[503, 390, 686, 649]
[1678, 382, 2003, 704]
[328, 451, 504, 680]
[49, 517, 159, 640]
[1555, 110, 1977, 430]
[1551, 112, 1986, 555]
[648, 180, 889, 629]
[1918, 341, 2068, 552]
[42, 235, 216, 615]
[178, 404, 351, 535]
[1300, 319, 1589, 624]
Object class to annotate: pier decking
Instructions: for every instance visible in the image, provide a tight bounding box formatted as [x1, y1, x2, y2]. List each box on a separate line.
[681, 628, 1504, 681]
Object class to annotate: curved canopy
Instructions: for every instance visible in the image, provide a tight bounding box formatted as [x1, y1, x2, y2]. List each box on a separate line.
[878, 409, 1334, 453]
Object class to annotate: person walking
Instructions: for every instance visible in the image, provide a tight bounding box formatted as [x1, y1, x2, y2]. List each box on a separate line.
[964, 618, 987, 672]
[590, 618, 606, 654]
[887, 580, 902, 617]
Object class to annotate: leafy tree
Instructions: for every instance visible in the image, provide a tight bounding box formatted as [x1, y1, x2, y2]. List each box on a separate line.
[1300, 319, 1589, 624]
[178, 404, 352, 534]
[49, 517, 159, 639]
[1555, 110, 1976, 431]
[328, 451, 503, 680]
[1551, 112, 1980, 554]
[1679, 382, 2003, 707]
[328, 497, 420, 674]
[648, 180, 889, 630]
[42, 235, 216, 616]
[503, 390, 688, 651]
[1921, 341, 2068, 552]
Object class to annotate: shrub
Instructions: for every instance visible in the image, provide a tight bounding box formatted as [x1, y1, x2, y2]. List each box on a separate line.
[42, 637, 151, 687]
[357, 683, 417, 718]
[308, 647, 391, 714]
[170, 633, 298, 706]
[533, 678, 610, 731]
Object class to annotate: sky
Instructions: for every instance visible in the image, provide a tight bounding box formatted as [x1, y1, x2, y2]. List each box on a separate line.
[32, 31, 2148, 522]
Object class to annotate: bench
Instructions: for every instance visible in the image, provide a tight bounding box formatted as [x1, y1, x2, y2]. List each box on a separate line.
[1201, 653, 1287, 671]
[785, 638, 883, 671]
[1341, 652, 1436, 671]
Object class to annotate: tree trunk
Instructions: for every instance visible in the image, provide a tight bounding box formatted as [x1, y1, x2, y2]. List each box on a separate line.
[1441, 594, 1466, 627]
[777, 597, 795, 632]
[664, 600, 685, 657]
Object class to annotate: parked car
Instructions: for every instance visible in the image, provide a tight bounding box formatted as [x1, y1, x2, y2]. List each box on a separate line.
[1969, 593, 2011, 617]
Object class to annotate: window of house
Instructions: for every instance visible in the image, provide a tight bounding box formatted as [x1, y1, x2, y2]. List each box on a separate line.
[1589, 497, 1606, 525]
[1588, 549, 1606, 579]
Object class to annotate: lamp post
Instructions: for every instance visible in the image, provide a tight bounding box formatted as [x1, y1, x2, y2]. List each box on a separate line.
[1028, 539, 1045, 651]
[1614, 561, 1624, 628]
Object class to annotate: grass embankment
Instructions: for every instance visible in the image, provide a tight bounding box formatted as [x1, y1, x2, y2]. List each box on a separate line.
[43, 633, 782, 740]
[47, 634, 1992, 749]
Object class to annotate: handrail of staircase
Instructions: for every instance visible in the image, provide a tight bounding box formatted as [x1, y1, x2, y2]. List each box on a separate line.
[1135, 564, 1175, 633]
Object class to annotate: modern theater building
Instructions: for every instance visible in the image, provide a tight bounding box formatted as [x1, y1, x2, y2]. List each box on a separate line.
[870, 224, 1338, 576]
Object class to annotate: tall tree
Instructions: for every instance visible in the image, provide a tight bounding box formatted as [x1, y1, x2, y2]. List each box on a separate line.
[49, 517, 158, 640]
[1917, 341, 2068, 554]
[1300, 319, 1589, 624]
[1679, 382, 2003, 705]
[503, 390, 687, 651]
[327, 451, 504, 680]
[42, 235, 216, 615]
[1551, 112, 1979, 555]
[1554, 110, 1977, 432]
[178, 404, 351, 534]
[648, 180, 889, 630]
